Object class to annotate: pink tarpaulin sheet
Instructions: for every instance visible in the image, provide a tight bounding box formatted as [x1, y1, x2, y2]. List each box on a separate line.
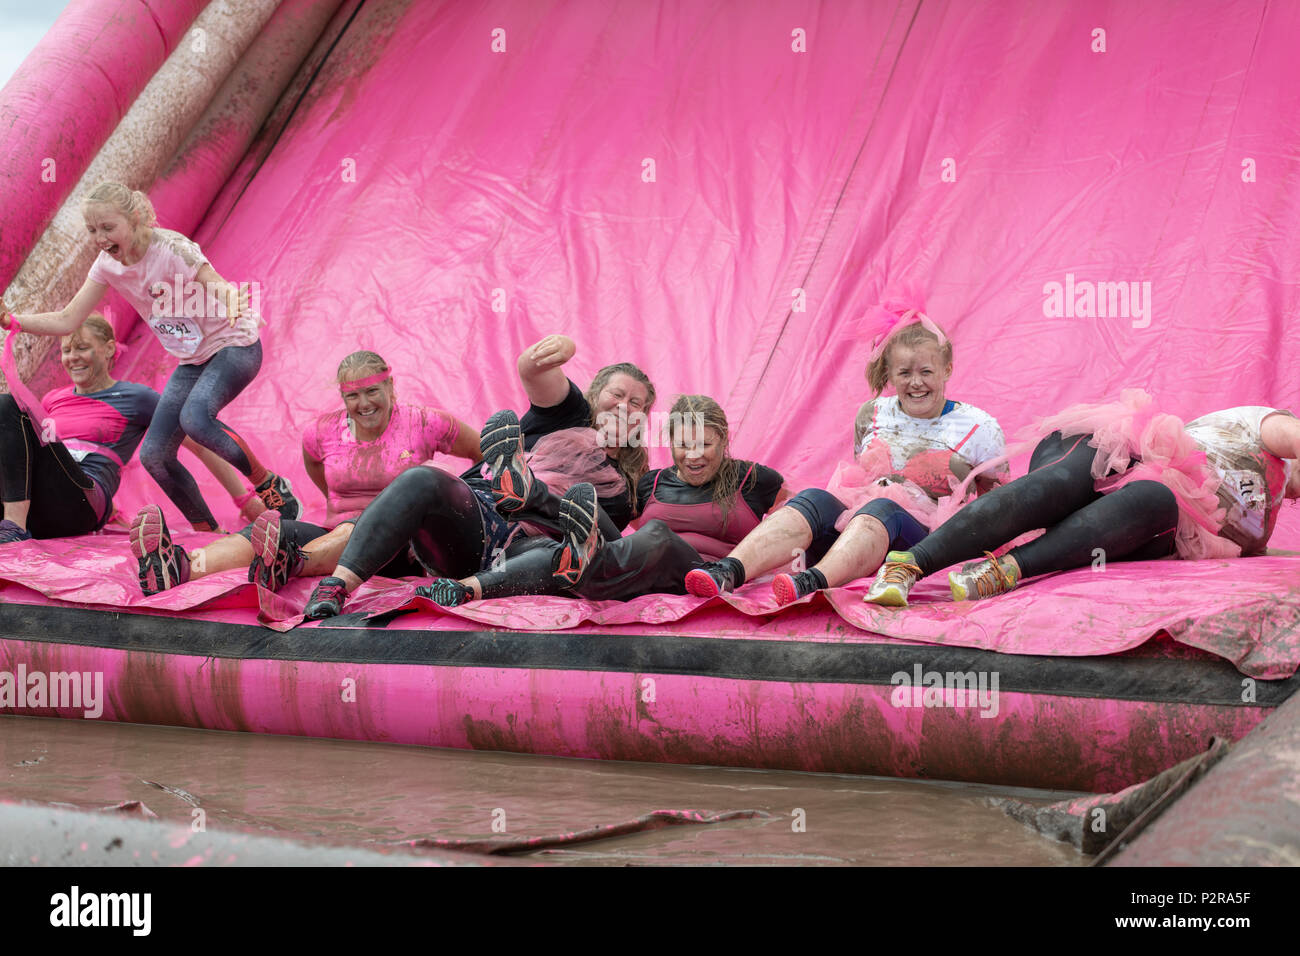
[6, 3, 1300, 673]
[0, 534, 1296, 679]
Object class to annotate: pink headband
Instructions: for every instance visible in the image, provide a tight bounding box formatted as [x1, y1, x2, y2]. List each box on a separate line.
[339, 371, 392, 394]
[864, 299, 947, 363]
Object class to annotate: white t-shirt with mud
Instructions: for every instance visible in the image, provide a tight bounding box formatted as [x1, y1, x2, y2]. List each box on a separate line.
[1184, 406, 1295, 555]
[853, 396, 1007, 495]
[86, 228, 259, 365]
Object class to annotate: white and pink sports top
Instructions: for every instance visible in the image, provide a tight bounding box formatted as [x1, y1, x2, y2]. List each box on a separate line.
[86, 228, 259, 365]
[302, 403, 462, 525]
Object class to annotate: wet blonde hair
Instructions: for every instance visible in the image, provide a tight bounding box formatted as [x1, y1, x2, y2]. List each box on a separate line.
[336, 350, 391, 384]
[669, 394, 741, 527]
[865, 321, 954, 396]
[82, 182, 157, 229]
[586, 362, 656, 511]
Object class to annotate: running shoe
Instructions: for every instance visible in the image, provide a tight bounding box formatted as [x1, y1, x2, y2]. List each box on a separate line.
[684, 558, 743, 597]
[948, 552, 1020, 601]
[304, 576, 348, 620]
[416, 578, 474, 607]
[253, 472, 301, 520]
[130, 505, 191, 595]
[0, 519, 33, 544]
[248, 511, 305, 591]
[863, 551, 922, 607]
[480, 409, 532, 515]
[772, 569, 825, 605]
[553, 482, 601, 586]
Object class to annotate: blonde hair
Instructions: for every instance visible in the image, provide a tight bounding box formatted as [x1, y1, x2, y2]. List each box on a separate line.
[865, 321, 954, 396]
[336, 350, 390, 384]
[586, 362, 656, 511]
[82, 182, 157, 228]
[669, 394, 740, 527]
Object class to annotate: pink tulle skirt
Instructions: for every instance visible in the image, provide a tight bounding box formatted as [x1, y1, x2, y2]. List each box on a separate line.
[525, 427, 628, 500]
[824, 439, 983, 533]
[1031, 388, 1237, 560]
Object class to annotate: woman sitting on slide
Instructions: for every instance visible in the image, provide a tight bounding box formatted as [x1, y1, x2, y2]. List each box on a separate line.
[420, 394, 789, 606]
[128, 350, 482, 594]
[684, 305, 1006, 605]
[302, 334, 657, 618]
[0, 315, 252, 544]
[863, 393, 1300, 606]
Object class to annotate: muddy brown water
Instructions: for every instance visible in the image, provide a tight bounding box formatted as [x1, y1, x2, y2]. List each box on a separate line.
[1, 716, 1083, 865]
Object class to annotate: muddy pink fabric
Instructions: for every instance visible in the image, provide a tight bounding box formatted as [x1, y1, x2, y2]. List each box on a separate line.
[0, 534, 1296, 680]
[525, 428, 627, 500]
[5, 1, 1299, 675]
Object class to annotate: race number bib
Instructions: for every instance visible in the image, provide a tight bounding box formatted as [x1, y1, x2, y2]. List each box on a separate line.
[147, 316, 203, 358]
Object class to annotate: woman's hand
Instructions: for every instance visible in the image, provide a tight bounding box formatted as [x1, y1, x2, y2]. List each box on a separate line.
[528, 334, 575, 369]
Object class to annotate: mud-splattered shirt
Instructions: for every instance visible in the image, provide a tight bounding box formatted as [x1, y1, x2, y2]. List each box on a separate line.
[1184, 407, 1296, 555]
[86, 228, 260, 365]
[302, 403, 461, 525]
[852, 395, 1006, 498]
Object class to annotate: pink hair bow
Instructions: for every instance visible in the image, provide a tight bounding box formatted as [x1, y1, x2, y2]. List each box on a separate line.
[863, 293, 945, 363]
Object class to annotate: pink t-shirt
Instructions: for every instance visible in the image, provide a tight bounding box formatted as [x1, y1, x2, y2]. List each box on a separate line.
[86, 228, 259, 365]
[302, 404, 462, 525]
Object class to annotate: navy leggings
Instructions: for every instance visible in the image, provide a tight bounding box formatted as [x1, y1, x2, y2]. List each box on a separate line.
[785, 488, 929, 565]
[0, 394, 105, 538]
[140, 342, 267, 528]
[337, 466, 515, 582]
[909, 432, 1179, 578]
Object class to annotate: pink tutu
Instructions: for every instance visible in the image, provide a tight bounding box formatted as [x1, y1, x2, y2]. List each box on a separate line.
[526, 427, 628, 500]
[1031, 389, 1237, 560]
[824, 439, 986, 532]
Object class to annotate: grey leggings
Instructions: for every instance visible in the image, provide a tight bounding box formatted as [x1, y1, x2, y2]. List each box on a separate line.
[140, 342, 268, 528]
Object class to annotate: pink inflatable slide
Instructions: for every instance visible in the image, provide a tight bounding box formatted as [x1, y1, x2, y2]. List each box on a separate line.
[1, 0, 1297, 793]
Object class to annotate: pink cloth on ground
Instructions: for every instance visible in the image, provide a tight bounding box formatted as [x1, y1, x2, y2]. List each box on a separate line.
[1032, 389, 1236, 560]
[85, 229, 259, 365]
[301, 403, 461, 525]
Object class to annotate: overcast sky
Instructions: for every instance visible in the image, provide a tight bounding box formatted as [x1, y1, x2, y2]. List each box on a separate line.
[0, 1, 74, 90]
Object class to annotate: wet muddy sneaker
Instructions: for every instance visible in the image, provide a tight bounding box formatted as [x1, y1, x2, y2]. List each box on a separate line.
[248, 511, 305, 591]
[772, 568, 828, 605]
[0, 519, 33, 543]
[253, 472, 301, 520]
[863, 551, 922, 607]
[480, 409, 533, 515]
[684, 558, 744, 598]
[416, 578, 474, 607]
[304, 576, 349, 620]
[554, 482, 601, 586]
[130, 505, 191, 595]
[949, 552, 1020, 601]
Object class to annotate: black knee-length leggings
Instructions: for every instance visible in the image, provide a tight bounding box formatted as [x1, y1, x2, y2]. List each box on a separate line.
[335, 466, 514, 582]
[472, 519, 703, 601]
[908, 431, 1180, 578]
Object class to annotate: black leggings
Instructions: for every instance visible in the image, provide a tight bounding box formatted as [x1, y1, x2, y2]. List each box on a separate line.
[336, 466, 513, 582]
[474, 520, 703, 602]
[909, 431, 1179, 579]
[0, 394, 105, 538]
